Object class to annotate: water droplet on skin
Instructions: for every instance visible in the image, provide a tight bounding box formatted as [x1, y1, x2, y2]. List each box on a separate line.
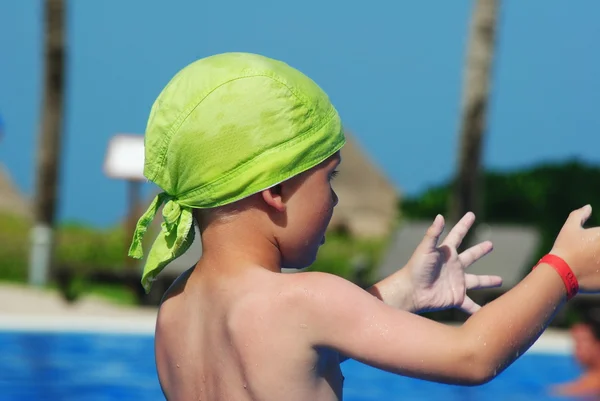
[299, 323, 308, 329]
[243, 383, 247, 389]
[176, 364, 180, 368]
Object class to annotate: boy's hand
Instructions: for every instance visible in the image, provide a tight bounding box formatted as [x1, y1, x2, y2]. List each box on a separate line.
[549, 205, 600, 293]
[404, 212, 502, 314]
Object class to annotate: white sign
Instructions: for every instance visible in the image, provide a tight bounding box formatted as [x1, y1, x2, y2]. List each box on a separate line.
[104, 134, 145, 181]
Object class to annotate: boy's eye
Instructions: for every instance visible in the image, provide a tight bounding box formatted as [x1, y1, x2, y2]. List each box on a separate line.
[329, 170, 339, 181]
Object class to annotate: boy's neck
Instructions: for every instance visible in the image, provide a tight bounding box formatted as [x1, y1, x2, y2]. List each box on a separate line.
[198, 220, 283, 273]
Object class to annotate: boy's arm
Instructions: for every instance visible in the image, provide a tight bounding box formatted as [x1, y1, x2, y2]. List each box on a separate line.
[365, 268, 415, 311]
[303, 266, 565, 384]
[304, 206, 600, 383]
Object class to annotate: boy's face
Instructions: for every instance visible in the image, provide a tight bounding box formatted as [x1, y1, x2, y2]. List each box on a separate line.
[277, 151, 341, 269]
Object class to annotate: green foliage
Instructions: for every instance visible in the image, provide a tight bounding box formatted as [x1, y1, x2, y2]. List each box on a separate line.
[0, 213, 32, 281]
[55, 223, 127, 273]
[0, 212, 390, 304]
[0, 213, 131, 303]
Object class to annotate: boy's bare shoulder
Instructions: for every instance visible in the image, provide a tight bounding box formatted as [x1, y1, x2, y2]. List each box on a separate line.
[285, 271, 366, 298]
[159, 266, 195, 306]
[272, 271, 370, 319]
[212, 270, 362, 326]
[156, 268, 365, 330]
[285, 271, 361, 295]
[220, 270, 368, 346]
[224, 270, 353, 313]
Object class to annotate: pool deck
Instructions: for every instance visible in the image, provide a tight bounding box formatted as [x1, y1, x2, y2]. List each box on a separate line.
[0, 283, 157, 334]
[0, 283, 574, 354]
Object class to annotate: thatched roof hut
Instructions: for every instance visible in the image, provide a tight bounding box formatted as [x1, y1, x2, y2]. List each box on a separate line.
[328, 133, 400, 239]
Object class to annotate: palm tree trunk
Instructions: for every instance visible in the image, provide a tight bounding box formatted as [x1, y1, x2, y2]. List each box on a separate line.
[29, 0, 66, 286]
[450, 0, 499, 251]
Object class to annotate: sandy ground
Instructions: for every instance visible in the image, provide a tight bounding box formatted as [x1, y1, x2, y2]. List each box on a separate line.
[0, 283, 156, 317]
[0, 283, 158, 333]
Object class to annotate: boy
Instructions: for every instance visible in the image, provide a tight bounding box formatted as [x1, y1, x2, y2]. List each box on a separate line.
[129, 52, 600, 401]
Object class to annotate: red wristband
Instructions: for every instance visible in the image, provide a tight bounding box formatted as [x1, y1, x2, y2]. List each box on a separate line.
[533, 254, 579, 301]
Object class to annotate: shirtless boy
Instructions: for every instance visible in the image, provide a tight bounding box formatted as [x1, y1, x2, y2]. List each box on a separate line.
[129, 52, 600, 401]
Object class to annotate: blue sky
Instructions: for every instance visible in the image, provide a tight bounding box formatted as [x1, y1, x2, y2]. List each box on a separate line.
[1, 0, 599, 228]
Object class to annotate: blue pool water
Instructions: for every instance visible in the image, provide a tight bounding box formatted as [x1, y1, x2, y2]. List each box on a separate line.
[0, 331, 583, 400]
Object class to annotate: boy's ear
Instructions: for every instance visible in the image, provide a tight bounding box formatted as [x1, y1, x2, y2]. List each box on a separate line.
[261, 184, 286, 212]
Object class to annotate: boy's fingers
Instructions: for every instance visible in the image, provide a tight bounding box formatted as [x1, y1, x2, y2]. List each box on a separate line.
[568, 204, 592, 227]
[442, 212, 475, 249]
[420, 214, 445, 250]
[465, 273, 503, 290]
[458, 241, 493, 268]
[460, 296, 481, 314]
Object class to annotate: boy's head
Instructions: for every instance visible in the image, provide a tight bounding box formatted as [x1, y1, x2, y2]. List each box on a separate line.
[194, 150, 341, 269]
[128, 53, 346, 292]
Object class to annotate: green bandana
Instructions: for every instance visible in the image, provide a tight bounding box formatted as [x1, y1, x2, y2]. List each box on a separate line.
[129, 52, 346, 293]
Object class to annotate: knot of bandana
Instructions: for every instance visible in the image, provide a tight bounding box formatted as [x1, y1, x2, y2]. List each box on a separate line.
[128, 192, 196, 293]
[162, 199, 182, 233]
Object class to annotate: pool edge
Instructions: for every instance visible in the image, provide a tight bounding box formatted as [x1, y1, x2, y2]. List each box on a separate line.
[0, 314, 574, 355]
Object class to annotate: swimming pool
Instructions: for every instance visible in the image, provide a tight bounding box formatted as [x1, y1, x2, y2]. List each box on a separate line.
[0, 319, 583, 401]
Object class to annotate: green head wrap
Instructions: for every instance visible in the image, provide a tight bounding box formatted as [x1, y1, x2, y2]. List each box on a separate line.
[129, 52, 346, 293]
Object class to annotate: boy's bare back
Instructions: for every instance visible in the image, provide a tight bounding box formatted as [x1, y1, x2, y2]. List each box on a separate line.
[155, 264, 344, 401]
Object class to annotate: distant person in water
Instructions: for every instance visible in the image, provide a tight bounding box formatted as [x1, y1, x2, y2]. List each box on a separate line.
[553, 307, 600, 398]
